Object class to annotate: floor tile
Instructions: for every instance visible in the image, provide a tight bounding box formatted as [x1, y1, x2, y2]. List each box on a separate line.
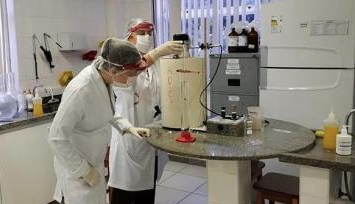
[157, 170, 176, 184]
[164, 161, 188, 172]
[180, 165, 206, 178]
[155, 186, 189, 204]
[178, 193, 207, 204]
[160, 173, 206, 193]
[194, 183, 207, 196]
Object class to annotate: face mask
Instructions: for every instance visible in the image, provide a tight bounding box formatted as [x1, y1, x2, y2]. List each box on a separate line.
[126, 76, 137, 87]
[136, 34, 153, 54]
[112, 81, 129, 88]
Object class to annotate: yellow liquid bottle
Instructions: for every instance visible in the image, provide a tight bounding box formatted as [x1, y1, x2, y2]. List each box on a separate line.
[32, 94, 44, 117]
[323, 111, 338, 150]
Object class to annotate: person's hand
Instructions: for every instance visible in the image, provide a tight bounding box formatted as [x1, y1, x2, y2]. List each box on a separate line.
[148, 41, 183, 61]
[127, 127, 150, 140]
[83, 167, 100, 187]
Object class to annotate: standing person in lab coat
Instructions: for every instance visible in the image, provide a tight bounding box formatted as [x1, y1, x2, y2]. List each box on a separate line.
[48, 38, 151, 204]
[108, 18, 183, 204]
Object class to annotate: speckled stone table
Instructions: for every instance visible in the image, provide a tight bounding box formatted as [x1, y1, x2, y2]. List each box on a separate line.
[147, 118, 316, 204]
[0, 111, 56, 134]
[279, 139, 355, 204]
[279, 139, 355, 171]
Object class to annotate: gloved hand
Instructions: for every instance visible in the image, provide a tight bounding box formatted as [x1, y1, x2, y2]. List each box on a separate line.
[83, 167, 100, 187]
[148, 41, 183, 62]
[127, 127, 150, 140]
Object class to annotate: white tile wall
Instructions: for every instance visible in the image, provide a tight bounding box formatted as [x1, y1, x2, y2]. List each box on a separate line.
[14, 0, 155, 91]
[14, 0, 107, 91]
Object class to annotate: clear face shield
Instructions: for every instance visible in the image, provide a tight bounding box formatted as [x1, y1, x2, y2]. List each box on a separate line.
[97, 56, 148, 87]
[126, 21, 157, 54]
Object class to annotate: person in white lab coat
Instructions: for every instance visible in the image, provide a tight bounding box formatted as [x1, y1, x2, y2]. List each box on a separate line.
[108, 18, 183, 204]
[48, 38, 151, 204]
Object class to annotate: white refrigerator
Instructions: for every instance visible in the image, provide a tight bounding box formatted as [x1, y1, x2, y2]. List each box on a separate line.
[259, 0, 355, 176]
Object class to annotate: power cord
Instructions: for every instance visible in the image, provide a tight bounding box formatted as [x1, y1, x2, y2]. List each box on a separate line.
[199, 45, 223, 117]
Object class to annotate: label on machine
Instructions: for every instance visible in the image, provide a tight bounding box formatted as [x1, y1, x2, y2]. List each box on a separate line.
[226, 64, 240, 70]
[228, 95, 240, 102]
[226, 69, 241, 75]
[227, 59, 239, 64]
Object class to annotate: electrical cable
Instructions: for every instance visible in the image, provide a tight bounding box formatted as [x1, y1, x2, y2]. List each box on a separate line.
[199, 45, 223, 117]
[344, 171, 354, 202]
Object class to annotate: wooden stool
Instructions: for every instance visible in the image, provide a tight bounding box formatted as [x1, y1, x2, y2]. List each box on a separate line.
[253, 172, 299, 204]
[251, 160, 265, 182]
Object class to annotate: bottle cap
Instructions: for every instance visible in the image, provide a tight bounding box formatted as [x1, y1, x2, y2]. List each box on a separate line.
[341, 125, 348, 135]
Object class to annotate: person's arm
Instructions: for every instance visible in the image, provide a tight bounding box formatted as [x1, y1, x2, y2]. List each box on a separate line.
[144, 40, 184, 66]
[110, 111, 133, 133]
[110, 108, 150, 140]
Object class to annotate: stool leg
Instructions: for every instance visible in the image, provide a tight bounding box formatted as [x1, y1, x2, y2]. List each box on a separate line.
[269, 201, 275, 204]
[256, 192, 264, 204]
[291, 198, 299, 204]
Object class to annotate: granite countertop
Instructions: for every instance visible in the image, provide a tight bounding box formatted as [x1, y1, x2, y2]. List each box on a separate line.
[279, 138, 355, 171]
[0, 111, 56, 134]
[147, 118, 316, 160]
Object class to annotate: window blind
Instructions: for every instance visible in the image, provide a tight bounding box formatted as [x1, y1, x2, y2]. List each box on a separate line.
[181, 0, 277, 54]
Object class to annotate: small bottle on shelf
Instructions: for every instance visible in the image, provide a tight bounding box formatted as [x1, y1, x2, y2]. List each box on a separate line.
[228, 28, 238, 53]
[237, 29, 248, 52]
[247, 27, 259, 52]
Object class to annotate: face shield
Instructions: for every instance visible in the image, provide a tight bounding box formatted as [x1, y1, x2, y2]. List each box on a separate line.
[126, 21, 155, 54]
[97, 56, 148, 73]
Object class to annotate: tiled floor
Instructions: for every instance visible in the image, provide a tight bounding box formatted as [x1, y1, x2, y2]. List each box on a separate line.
[155, 161, 207, 204]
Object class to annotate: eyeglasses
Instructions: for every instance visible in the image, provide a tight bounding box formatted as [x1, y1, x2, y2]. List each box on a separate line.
[134, 30, 153, 36]
[122, 57, 148, 70]
[98, 56, 148, 71]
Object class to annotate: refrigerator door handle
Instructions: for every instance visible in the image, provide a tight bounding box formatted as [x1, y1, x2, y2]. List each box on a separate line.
[260, 69, 342, 91]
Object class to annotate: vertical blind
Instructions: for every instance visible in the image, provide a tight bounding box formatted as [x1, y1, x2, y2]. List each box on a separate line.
[181, 0, 278, 55]
[153, 0, 170, 47]
[0, 0, 16, 92]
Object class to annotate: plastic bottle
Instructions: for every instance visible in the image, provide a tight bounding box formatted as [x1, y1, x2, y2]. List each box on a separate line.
[228, 28, 238, 53]
[220, 107, 226, 119]
[336, 126, 352, 155]
[0, 92, 18, 121]
[245, 116, 253, 135]
[231, 104, 237, 120]
[247, 27, 259, 52]
[32, 91, 44, 117]
[25, 90, 34, 112]
[323, 111, 339, 150]
[16, 91, 27, 113]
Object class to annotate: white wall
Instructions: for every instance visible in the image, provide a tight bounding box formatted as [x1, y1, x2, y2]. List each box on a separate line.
[107, 0, 153, 38]
[14, 0, 108, 91]
[14, 0, 155, 91]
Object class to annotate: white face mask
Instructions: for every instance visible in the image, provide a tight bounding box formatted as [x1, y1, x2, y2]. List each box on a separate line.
[136, 34, 153, 54]
[126, 76, 137, 87]
[112, 81, 129, 88]
[111, 76, 137, 88]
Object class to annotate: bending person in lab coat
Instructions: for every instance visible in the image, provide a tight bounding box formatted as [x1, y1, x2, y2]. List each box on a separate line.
[48, 38, 150, 204]
[108, 18, 183, 204]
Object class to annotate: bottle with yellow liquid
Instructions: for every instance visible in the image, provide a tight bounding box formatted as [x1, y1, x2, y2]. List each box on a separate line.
[32, 93, 44, 117]
[323, 111, 339, 150]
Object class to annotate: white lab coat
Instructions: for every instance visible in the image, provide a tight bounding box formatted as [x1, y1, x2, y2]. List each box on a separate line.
[108, 64, 168, 191]
[48, 64, 132, 204]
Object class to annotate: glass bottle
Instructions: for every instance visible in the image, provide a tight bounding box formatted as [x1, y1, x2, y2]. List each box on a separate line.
[237, 29, 248, 52]
[247, 27, 259, 52]
[228, 28, 238, 53]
